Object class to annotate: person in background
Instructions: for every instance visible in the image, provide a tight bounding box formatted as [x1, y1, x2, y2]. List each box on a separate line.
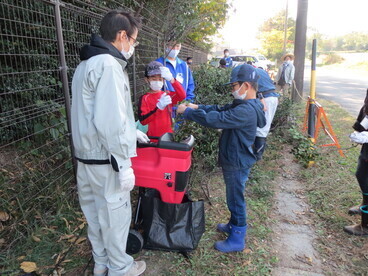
[71, 10, 147, 276]
[247, 60, 257, 68]
[274, 53, 295, 93]
[137, 61, 186, 137]
[177, 64, 266, 253]
[253, 68, 280, 160]
[186, 56, 193, 66]
[344, 89, 368, 236]
[223, 49, 233, 68]
[156, 41, 195, 102]
[219, 58, 227, 68]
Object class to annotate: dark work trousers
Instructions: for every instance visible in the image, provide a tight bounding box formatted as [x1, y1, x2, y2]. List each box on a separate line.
[356, 155, 368, 194]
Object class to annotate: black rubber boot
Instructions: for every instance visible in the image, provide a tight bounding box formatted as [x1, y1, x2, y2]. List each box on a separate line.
[254, 137, 267, 161]
[344, 205, 368, 236]
[348, 194, 368, 215]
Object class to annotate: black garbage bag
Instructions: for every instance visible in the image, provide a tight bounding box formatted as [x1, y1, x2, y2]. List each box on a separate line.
[140, 194, 205, 252]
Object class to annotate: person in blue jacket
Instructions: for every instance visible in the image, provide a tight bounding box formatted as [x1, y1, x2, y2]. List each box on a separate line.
[177, 64, 266, 253]
[254, 68, 280, 160]
[223, 49, 233, 68]
[156, 41, 195, 102]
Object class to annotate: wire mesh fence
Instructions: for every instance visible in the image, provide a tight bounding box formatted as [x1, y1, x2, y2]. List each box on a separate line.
[0, 0, 208, 272]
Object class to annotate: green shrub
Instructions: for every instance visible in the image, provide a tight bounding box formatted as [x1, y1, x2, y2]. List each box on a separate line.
[175, 64, 232, 172]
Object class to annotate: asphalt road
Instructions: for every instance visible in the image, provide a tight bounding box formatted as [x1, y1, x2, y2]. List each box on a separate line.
[303, 64, 368, 118]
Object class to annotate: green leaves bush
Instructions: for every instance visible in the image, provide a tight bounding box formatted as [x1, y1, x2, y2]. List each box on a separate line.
[176, 64, 231, 172]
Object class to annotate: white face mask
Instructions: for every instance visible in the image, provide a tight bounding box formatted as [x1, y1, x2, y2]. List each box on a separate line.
[166, 48, 180, 59]
[121, 43, 135, 60]
[232, 83, 247, 100]
[149, 80, 164, 91]
[225, 52, 229, 57]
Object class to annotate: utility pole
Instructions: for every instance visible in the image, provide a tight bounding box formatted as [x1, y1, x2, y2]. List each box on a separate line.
[282, 0, 288, 55]
[292, 0, 308, 102]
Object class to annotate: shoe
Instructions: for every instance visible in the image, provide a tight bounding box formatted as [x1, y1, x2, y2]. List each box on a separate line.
[344, 205, 368, 236]
[125, 261, 146, 276]
[216, 223, 230, 234]
[214, 224, 246, 253]
[93, 263, 107, 276]
[347, 194, 368, 215]
[348, 205, 362, 215]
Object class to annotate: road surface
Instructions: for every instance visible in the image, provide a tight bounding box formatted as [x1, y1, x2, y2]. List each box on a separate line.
[304, 64, 368, 117]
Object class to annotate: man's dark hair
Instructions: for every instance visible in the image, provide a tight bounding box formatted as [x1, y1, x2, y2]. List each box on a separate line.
[100, 10, 142, 42]
[219, 58, 226, 66]
[224, 49, 229, 53]
[187, 57, 192, 61]
[238, 81, 258, 91]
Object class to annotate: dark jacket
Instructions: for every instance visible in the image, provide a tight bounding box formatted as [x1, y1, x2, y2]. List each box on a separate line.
[183, 98, 266, 169]
[80, 33, 126, 61]
[353, 106, 368, 160]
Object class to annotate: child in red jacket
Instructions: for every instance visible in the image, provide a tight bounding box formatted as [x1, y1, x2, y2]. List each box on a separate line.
[138, 61, 186, 137]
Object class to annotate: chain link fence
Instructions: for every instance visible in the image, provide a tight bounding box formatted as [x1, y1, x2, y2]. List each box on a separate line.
[0, 0, 208, 272]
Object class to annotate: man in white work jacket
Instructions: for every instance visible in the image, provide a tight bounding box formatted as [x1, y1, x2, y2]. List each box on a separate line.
[71, 10, 148, 276]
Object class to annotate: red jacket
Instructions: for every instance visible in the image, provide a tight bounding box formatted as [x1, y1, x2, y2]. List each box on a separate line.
[138, 80, 186, 137]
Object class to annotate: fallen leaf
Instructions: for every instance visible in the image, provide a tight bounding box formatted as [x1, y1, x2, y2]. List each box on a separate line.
[32, 235, 41, 242]
[62, 217, 70, 229]
[68, 237, 77, 243]
[59, 234, 74, 241]
[76, 237, 87, 244]
[0, 238, 5, 246]
[78, 222, 86, 230]
[242, 260, 251, 266]
[243, 248, 252, 254]
[20, 261, 37, 273]
[0, 211, 10, 222]
[17, 256, 26, 261]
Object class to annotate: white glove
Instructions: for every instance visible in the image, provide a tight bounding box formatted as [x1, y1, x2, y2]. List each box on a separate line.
[349, 131, 368, 144]
[160, 66, 174, 81]
[136, 129, 149, 143]
[118, 167, 135, 192]
[156, 93, 172, 110]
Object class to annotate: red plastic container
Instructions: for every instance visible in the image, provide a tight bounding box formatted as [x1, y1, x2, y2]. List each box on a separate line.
[131, 133, 195, 204]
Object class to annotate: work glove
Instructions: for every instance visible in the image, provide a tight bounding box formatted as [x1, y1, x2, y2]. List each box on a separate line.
[118, 167, 135, 192]
[136, 129, 149, 143]
[159, 66, 174, 81]
[349, 131, 368, 144]
[156, 93, 172, 110]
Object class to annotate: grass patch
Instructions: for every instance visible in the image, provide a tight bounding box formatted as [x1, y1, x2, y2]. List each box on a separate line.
[134, 164, 277, 276]
[294, 99, 368, 274]
[349, 60, 368, 71]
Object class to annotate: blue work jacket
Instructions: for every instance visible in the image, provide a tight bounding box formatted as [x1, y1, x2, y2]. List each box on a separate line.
[156, 56, 195, 101]
[183, 98, 266, 169]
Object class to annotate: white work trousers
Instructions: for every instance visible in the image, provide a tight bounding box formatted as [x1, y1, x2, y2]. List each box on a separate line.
[256, 96, 279, 138]
[77, 162, 133, 276]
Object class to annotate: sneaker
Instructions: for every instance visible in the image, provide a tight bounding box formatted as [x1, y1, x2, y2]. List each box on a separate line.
[93, 263, 107, 276]
[125, 261, 146, 276]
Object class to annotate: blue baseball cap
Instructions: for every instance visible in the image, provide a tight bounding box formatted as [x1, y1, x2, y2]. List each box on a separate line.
[224, 64, 259, 85]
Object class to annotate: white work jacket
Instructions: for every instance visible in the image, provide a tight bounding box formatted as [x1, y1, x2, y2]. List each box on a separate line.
[71, 54, 137, 172]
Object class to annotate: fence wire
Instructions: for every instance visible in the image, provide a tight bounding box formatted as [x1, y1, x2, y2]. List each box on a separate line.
[0, 0, 208, 272]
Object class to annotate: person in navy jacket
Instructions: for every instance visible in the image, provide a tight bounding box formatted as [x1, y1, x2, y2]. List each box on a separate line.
[177, 64, 266, 253]
[156, 41, 195, 102]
